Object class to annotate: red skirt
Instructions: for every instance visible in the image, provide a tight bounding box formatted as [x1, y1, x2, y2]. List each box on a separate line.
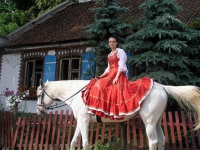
[82, 73, 153, 120]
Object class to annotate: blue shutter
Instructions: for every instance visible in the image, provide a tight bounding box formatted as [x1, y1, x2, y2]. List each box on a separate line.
[81, 51, 95, 80]
[126, 50, 130, 78]
[43, 55, 56, 83]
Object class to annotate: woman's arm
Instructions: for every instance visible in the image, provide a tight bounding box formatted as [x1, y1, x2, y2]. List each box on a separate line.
[95, 63, 109, 79]
[112, 48, 127, 84]
[99, 72, 108, 78]
[117, 48, 128, 73]
[112, 71, 121, 84]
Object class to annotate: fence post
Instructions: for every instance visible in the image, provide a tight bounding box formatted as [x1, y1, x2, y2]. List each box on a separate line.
[13, 102, 18, 123]
[120, 122, 127, 149]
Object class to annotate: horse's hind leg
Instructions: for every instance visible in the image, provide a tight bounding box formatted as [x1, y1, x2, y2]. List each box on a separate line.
[139, 100, 166, 149]
[70, 125, 81, 150]
[140, 109, 159, 150]
[156, 114, 165, 150]
[139, 82, 167, 150]
[143, 121, 158, 150]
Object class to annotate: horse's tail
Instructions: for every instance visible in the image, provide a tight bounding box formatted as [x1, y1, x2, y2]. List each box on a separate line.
[163, 85, 200, 130]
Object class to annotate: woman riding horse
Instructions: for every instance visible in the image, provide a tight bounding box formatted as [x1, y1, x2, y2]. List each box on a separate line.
[82, 35, 153, 120]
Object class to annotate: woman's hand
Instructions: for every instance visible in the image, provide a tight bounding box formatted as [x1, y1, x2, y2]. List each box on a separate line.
[113, 71, 121, 84]
[95, 75, 100, 79]
[99, 72, 108, 79]
[112, 77, 118, 84]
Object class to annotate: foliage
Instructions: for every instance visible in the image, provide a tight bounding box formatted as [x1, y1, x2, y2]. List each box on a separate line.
[125, 0, 200, 86]
[35, 0, 65, 16]
[73, 0, 79, 3]
[85, 0, 131, 75]
[190, 17, 200, 30]
[18, 85, 37, 97]
[10, 0, 35, 10]
[0, 93, 28, 115]
[3, 87, 29, 107]
[0, 0, 65, 35]
[0, 0, 36, 35]
[94, 138, 121, 150]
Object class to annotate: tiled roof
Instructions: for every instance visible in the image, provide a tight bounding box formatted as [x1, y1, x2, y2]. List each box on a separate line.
[3, 0, 200, 47]
[0, 35, 8, 40]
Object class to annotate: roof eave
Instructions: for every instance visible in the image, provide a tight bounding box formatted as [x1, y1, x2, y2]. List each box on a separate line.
[3, 39, 91, 52]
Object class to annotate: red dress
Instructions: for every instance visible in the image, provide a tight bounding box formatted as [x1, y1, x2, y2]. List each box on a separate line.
[82, 52, 153, 120]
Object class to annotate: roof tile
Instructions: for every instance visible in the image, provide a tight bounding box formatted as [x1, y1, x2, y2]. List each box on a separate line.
[4, 0, 200, 47]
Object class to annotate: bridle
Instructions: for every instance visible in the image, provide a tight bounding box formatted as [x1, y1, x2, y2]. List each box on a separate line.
[37, 85, 87, 113]
[37, 88, 51, 114]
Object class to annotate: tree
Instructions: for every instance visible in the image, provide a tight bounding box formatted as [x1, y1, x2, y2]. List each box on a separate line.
[190, 17, 200, 30]
[125, 0, 200, 86]
[85, 1, 131, 146]
[11, 0, 35, 11]
[35, 0, 65, 16]
[85, 0, 131, 75]
[0, 0, 66, 35]
[0, 0, 36, 35]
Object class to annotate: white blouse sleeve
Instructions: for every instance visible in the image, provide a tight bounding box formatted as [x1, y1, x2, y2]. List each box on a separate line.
[117, 48, 128, 72]
[104, 63, 110, 73]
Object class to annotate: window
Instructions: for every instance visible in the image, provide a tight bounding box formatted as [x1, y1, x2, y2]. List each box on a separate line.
[24, 59, 43, 90]
[59, 58, 80, 80]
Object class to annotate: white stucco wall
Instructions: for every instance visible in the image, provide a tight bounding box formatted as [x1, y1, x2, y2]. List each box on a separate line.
[0, 54, 21, 95]
[0, 53, 72, 114]
[0, 54, 21, 110]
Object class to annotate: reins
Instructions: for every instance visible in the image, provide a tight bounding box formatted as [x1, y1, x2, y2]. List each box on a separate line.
[38, 85, 87, 111]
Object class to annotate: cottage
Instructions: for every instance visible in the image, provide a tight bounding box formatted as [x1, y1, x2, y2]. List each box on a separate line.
[0, 0, 199, 113]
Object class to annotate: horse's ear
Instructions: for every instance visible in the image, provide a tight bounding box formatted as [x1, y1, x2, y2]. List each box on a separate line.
[40, 79, 44, 87]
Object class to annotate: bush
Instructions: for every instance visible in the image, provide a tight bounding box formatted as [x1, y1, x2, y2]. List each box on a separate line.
[94, 138, 121, 150]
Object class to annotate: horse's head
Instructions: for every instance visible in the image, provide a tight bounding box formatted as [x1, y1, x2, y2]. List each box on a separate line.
[37, 79, 55, 116]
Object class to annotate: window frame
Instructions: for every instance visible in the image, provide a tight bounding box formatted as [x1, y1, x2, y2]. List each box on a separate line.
[24, 59, 43, 90]
[59, 57, 81, 80]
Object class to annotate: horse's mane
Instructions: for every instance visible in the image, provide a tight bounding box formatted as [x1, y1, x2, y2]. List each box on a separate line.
[44, 80, 90, 96]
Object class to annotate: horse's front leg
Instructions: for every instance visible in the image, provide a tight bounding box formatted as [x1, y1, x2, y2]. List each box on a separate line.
[70, 125, 81, 150]
[77, 117, 90, 150]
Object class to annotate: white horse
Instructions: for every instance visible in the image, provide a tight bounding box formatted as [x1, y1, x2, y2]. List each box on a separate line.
[36, 80, 200, 150]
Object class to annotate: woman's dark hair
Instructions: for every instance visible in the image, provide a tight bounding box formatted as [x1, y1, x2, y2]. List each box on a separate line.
[108, 35, 119, 42]
[108, 35, 119, 47]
